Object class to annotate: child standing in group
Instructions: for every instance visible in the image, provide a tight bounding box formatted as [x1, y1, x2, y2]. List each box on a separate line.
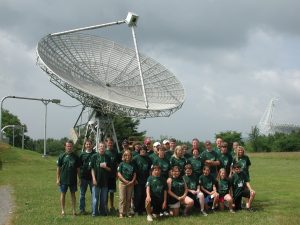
[117, 150, 136, 218]
[56, 140, 80, 216]
[217, 168, 235, 213]
[91, 142, 111, 216]
[132, 144, 152, 215]
[231, 163, 256, 211]
[167, 166, 194, 216]
[145, 165, 168, 222]
[199, 166, 219, 212]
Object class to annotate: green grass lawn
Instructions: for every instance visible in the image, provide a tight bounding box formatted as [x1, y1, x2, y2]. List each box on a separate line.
[1, 142, 300, 225]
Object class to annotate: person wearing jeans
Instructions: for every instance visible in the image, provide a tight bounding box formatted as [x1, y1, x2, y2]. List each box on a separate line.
[91, 142, 111, 216]
[79, 139, 96, 214]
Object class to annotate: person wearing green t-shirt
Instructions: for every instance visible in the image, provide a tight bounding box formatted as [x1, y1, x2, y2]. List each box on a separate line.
[56, 140, 80, 216]
[170, 145, 187, 175]
[149, 142, 160, 163]
[145, 165, 168, 222]
[214, 137, 223, 156]
[182, 144, 192, 159]
[233, 146, 251, 180]
[91, 142, 111, 216]
[167, 166, 194, 216]
[152, 146, 171, 180]
[216, 168, 235, 213]
[132, 144, 151, 215]
[218, 142, 233, 177]
[183, 164, 207, 216]
[117, 150, 136, 218]
[188, 148, 204, 179]
[201, 140, 220, 179]
[231, 163, 255, 211]
[79, 139, 96, 214]
[199, 166, 219, 211]
[105, 137, 119, 213]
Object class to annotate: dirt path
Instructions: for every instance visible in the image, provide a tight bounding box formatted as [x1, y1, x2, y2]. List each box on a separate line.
[0, 186, 14, 225]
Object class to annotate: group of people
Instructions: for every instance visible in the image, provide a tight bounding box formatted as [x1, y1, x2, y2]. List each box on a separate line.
[56, 137, 256, 221]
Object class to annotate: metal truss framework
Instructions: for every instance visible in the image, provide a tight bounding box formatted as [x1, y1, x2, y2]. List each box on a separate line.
[258, 98, 300, 135]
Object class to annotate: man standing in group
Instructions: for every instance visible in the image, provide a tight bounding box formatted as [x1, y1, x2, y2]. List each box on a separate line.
[79, 139, 96, 214]
[201, 140, 220, 179]
[105, 137, 119, 213]
[56, 140, 80, 216]
[164, 138, 176, 161]
[214, 137, 223, 156]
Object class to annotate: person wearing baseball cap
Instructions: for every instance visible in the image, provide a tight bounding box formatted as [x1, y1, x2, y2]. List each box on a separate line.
[149, 142, 161, 163]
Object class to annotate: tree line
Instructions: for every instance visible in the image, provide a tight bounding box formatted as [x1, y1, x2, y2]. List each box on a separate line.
[2, 109, 300, 154]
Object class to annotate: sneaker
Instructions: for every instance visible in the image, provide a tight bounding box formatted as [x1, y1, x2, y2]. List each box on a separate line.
[201, 210, 208, 216]
[159, 212, 164, 217]
[152, 214, 158, 218]
[119, 214, 124, 218]
[163, 211, 169, 216]
[230, 209, 235, 213]
[147, 215, 153, 222]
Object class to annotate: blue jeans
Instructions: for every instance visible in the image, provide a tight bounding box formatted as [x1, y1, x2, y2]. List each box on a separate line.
[92, 186, 108, 216]
[79, 178, 93, 212]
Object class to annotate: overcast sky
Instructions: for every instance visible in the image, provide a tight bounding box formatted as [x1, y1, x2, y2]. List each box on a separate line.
[1, 0, 300, 142]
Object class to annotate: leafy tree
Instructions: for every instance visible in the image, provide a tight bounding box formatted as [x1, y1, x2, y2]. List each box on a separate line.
[113, 116, 146, 149]
[248, 126, 260, 152]
[1, 109, 29, 147]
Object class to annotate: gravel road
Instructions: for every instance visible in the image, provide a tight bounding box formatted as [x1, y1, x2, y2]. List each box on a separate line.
[0, 186, 14, 225]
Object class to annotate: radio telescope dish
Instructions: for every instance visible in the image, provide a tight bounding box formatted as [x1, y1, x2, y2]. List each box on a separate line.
[37, 32, 184, 118]
[36, 12, 185, 146]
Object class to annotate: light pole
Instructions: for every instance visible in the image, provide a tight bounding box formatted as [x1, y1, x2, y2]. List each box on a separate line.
[41, 99, 60, 157]
[0, 96, 61, 156]
[1, 124, 25, 149]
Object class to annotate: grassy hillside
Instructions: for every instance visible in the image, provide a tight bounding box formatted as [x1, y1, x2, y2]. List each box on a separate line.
[1, 143, 300, 225]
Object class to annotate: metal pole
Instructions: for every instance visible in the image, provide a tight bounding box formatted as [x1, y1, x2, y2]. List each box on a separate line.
[42, 100, 50, 157]
[51, 20, 126, 36]
[22, 125, 24, 150]
[0, 95, 60, 154]
[110, 118, 120, 153]
[12, 125, 15, 147]
[131, 26, 149, 109]
[0, 96, 10, 140]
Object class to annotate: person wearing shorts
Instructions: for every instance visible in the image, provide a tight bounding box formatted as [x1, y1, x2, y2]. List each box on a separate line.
[167, 166, 193, 216]
[231, 163, 255, 211]
[56, 140, 80, 216]
[199, 166, 219, 212]
[183, 164, 207, 216]
[145, 165, 167, 222]
[217, 168, 235, 213]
